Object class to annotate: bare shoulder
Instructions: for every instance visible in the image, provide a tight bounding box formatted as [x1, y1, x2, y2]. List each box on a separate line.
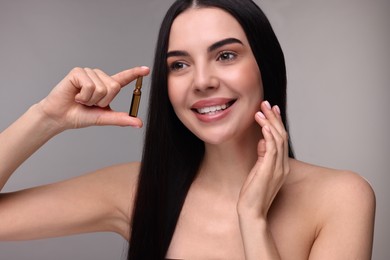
[285, 159, 376, 258]
[287, 159, 375, 207]
[277, 158, 376, 222]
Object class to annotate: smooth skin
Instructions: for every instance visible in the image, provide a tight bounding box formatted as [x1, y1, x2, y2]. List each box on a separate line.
[0, 7, 375, 260]
[0, 66, 149, 240]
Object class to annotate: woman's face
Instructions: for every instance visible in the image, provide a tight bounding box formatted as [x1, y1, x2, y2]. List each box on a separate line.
[167, 7, 263, 145]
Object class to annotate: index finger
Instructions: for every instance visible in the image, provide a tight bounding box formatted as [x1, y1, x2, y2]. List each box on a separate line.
[260, 101, 286, 137]
[111, 66, 150, 87]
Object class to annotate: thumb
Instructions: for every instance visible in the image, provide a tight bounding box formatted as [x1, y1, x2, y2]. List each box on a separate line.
[257, 138, 266, 159]
[92, 108, 143, 127]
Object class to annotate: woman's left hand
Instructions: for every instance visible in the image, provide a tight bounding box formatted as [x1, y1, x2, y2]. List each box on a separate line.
[236, 101, 290, 259]
[237, 100, 290, 220]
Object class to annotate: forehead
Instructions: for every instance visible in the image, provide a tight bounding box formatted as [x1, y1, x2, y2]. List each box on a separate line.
[168, 7, 249, 50]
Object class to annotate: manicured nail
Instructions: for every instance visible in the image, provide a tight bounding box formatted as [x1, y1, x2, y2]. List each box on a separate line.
[264, 101, 271, 110]
[256, 111, 266, 119]
[274, 105, 281, 115]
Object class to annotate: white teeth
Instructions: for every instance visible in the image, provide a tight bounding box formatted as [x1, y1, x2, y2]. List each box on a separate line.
[196, 103, 230, 114]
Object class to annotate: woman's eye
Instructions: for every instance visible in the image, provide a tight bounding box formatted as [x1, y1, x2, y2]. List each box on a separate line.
[169, 62, 188, 71]
[217, 51, 237, 62]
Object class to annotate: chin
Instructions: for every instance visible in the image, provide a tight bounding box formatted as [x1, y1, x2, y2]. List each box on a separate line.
[193, 128, 236, 146]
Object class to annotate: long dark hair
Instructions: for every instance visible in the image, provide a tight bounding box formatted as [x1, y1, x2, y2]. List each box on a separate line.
[128, 0, 294, 258]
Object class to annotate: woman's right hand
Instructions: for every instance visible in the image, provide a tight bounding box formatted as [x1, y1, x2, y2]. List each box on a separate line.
[38, 66, 150, 130]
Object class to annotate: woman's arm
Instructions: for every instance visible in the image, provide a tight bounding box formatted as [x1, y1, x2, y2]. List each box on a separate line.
[0, 103, 60, 189]
[0, 66, 149, 240]
[237, 101, 289, 259]
[0, 162, 140, 241]
[0, 66, 149, 189]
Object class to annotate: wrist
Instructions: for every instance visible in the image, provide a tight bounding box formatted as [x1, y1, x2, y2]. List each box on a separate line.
[238, 212, 268, 229]
[237, 203, 267, 221]
[238, 213, 281, 260]
[30, 102, 66, 135]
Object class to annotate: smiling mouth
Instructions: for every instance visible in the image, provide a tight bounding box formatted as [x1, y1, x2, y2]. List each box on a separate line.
[193, 100, 236, 115]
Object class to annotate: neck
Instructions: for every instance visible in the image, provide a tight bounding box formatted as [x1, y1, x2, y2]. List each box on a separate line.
[196, 124, 262, 196]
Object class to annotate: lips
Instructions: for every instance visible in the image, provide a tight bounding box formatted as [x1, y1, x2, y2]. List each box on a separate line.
[191, 98, 236, 122]
[194, 100, 235, 115]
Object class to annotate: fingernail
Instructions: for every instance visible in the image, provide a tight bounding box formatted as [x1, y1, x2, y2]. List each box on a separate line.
[140, 66, 149, 69]
[264, 101, 271, 110]
[256, 111, 266, 119]
[274, 105, 281, 115]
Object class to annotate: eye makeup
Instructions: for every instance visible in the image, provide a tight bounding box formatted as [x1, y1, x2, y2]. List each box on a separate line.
[129, 76, 143, 117]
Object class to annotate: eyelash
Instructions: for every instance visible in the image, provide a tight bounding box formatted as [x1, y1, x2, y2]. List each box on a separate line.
[217, 51, 237, 62]
[169, 61, 188, 71]
[168, 51, 238, 72]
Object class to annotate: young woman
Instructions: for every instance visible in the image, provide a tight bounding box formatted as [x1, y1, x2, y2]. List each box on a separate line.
[0, 0, 375, 259]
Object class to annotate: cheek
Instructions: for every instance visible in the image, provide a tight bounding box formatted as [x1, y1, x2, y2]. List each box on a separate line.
[229, 61, 263, 99]
[250, 68, 263, 99]
[167, 78, 194, 131]
[168, 77, 187, 115]
[245, 60, 263, 94]
[167, 78, 179, 107]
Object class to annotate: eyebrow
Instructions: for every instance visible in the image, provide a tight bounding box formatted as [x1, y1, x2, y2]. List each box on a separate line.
[166, 37, 243, 58]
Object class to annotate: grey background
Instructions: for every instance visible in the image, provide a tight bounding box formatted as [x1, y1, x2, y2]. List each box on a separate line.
[0, 0, 388, 259]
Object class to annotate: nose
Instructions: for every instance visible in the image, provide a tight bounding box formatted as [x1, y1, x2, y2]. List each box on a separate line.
[192, 63, 219, 93]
